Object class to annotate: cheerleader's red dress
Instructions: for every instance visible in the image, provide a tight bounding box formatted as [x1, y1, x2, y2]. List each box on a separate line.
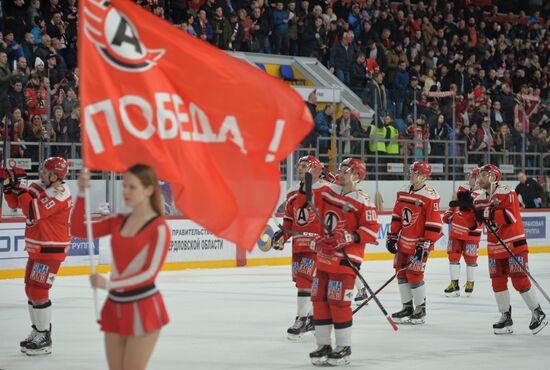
[71, 195, 171, 336]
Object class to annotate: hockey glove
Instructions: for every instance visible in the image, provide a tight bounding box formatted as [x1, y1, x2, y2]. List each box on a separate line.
[386, 233, 398, 254]
[327, 228, 354, 250]
[271, 229, 288, 251]
[475, 207, 493, 223]
[442, 211, 454, 224]
[415, 240, 431, 261]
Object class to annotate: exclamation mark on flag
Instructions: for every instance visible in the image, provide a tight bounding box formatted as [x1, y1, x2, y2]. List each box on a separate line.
[265, 119, 286, 162]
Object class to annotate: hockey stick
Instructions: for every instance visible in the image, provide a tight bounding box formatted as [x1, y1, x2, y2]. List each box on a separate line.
[304, 173, 398, 331]
[352, 263, 411, 315]
[484, 220, 550, 304]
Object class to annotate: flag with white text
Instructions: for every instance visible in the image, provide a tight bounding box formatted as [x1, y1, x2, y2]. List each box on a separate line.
[78, 0, 312, 250]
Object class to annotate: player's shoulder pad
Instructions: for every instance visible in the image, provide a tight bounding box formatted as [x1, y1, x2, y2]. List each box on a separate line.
[494, 184, 514, 196]
[45, 184, 72, 201]
[473, 189, 489, 202]
[457, 184, 469, 193]
[417, 185, 440, 200]
[399, 184, 411, 193]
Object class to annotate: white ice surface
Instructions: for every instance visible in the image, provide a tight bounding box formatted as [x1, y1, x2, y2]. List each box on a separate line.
[1, 255, 550, 370]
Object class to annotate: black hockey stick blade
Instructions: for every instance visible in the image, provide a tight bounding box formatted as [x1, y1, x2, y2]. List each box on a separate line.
[305, 172, 313, 204]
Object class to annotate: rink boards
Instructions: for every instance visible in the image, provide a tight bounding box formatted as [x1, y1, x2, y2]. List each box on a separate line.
[1, 210, 549, 279]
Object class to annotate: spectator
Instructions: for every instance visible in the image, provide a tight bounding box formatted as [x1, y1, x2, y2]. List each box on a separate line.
[430, 113, 450, 160]
[336, 106, 365, 154]
[67, 105, 80, 142]
[31, 17, 46, 45]
[302, 90, 318, 147]
[494, 123, 513, 152]
[271, 2, 290, 55]
[392, 60, 410, 118]
[26, 0, 42, 29]
[10, 107, 29, 158]
[329, 31, 355, 85]
[211, 6, 232, 49]
[9, 79, 27, 116]
[5, 31, 25, 65]
[0, 52, 15, 121]
[314, 104, 333, 154]
[349, 53, 367, 96]
[194, 10, 213, 43]
[515, 171, 544, 208]
[25, 73, 47, 120]
[249, 7, 269, 53]
[477, 117, 495, 152]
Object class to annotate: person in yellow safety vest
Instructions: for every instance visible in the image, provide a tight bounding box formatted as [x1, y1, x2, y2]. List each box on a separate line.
[384, 116, 400, 156]
[366, 118, 387, 154]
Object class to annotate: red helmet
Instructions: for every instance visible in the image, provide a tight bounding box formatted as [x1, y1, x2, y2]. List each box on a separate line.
[410, 161, 432, 177]
[298, 155, 323, 170]
[340, 158, 366, 181]
[321, 166, 337, 183]
[479, 164, 501, 182]
[470, 167, 480, 179]
[43, 156, 68, 180]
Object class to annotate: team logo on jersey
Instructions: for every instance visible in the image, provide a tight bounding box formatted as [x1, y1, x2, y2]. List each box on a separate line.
[295, 207, 315, 226]
[465, 244, 478, 257]
[30, 262, 49, 284]
[298, 257, 315, 278]
[401, 207, 418, 227]
[509, 256, 526, 273]
[324, 211, 341, 231]
[84, 0, 165, 72]
[327, 280, 343, 300]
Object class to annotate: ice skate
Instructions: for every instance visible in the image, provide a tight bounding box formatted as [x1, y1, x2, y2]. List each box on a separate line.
[391, 301, 413, 324]
[304, 315, 315, 335]
[464, 281, 474, 297]
[287, 316, 307, 340]
[327, 346, 351, 366]
[20, 325, 39, 353]
[354, 287, 368, 305]
[410, 303, 426, 325]
[444, 280, 460, 297]
[25, 325, 52, 356]
[493, 307, 513, 335]
[529, 306, 548, 335]
[309, 345, 332, 366]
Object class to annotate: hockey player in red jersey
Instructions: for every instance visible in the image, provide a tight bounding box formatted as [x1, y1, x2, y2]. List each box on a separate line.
[386, 161, 442, 325]
[442, 167, 482, 297]
[3, 157, 72, 355]
[271, 155, 324, 339]
[304, 158, 380, 366]
[473, 164, 547, 335]
[72, 165, 171, 370]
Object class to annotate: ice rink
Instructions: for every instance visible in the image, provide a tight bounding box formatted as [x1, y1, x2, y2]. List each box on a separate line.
[1, 254, 549, 370]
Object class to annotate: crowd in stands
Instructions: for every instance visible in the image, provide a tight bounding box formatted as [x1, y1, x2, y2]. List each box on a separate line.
[0, 0, 79, 163]
[0, 0, 549, 169]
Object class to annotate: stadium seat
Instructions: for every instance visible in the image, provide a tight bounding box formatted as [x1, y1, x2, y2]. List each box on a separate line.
[279, 65, 306, 84]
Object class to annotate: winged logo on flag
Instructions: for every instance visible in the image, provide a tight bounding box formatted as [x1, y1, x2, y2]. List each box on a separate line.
[83, 0, 164, 72]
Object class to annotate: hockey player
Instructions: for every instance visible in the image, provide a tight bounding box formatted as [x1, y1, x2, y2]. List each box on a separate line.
[72, 165, 171, 369]
[473, 164, 547, 335]
[3, 157, 72, 355]
[442, 167, 482, 297]
[271, 155, 324, 339]
[386, 161, 442, 325]
[305, 158, 380, 366]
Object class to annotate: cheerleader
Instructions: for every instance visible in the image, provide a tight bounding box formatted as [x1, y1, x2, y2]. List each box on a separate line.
[71, 164, 171, 370]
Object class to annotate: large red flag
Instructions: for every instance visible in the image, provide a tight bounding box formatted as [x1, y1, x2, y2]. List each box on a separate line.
[78, 0, 312, 250]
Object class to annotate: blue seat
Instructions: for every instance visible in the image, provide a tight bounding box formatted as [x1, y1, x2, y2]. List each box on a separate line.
[279, 65, 306, 84]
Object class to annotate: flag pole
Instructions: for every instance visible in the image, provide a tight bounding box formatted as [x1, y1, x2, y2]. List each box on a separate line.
[84, 169, 99, 321]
